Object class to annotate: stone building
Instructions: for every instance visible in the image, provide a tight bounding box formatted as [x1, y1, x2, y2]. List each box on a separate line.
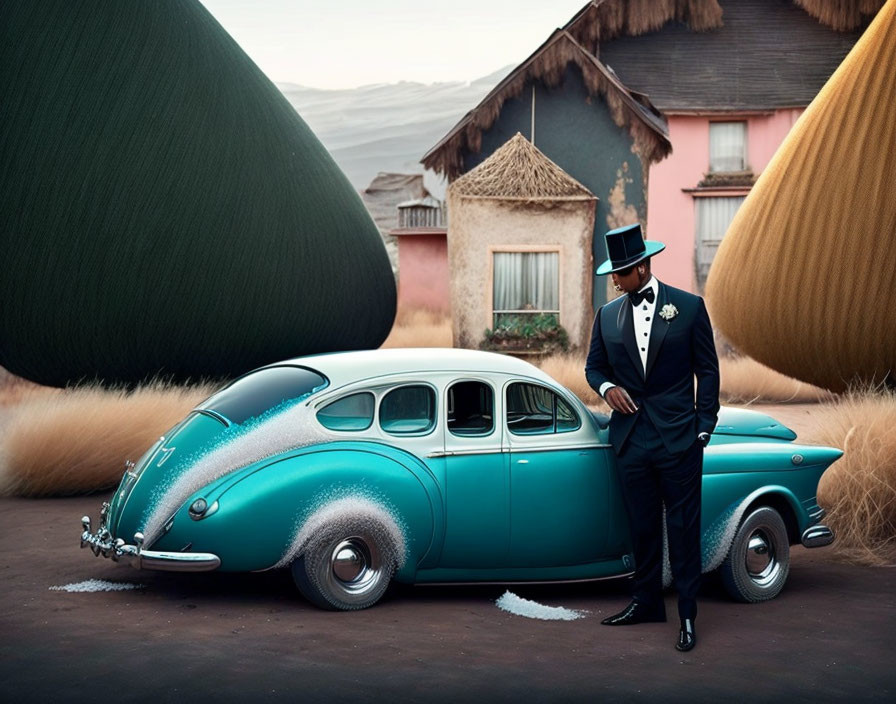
[446, 134, 597, 352]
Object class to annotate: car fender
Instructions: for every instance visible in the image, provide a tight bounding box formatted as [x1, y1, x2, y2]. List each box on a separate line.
[155, 442, 442, 577]
[699, 485, 804, 575]
[659, 484, 803, 588]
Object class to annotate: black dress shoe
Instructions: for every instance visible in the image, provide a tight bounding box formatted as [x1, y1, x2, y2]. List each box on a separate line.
[675, 618, 696, 651]
[601, 600, 667, 625]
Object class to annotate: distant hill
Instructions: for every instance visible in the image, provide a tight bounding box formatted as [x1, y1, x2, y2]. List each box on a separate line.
[277, 66, 513, 198]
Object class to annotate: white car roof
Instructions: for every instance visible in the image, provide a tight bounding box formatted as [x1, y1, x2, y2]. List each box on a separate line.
[273, 348, 561, 391]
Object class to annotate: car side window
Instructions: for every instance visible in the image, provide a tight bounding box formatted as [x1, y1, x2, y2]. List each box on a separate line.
[447, 381, 494, 436]
[556, 395, 579, 433]
[507, 382, 581, 435]
[316, 392, 374, 431]
[380, 385, 436, 435]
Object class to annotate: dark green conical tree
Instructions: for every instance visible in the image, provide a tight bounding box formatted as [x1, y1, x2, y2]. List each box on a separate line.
[0, 0, 395, 387]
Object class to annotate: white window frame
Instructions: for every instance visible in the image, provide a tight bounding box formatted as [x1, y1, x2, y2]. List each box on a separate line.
[488, 245, 562, 328]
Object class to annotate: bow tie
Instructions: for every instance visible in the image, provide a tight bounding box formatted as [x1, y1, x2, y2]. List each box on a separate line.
[629, 288, 655, 306]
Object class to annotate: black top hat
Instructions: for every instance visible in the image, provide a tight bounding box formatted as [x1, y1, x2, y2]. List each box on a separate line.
[596, 223, 665, 275]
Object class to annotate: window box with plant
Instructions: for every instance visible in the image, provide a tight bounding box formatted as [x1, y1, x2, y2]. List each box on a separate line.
[480, 312, 569, 355]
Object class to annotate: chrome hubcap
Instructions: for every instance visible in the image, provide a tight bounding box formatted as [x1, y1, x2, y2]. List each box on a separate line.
[332, 541, 367, 582]
[745, 528, 780, 587]
[327, 536, 381, 596]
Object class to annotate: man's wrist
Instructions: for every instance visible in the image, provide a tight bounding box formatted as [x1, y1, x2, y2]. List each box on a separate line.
[599, 382, 616, 398]
[697, 432, 711, 447]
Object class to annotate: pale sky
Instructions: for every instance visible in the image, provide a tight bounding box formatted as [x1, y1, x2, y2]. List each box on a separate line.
[199, 0, 589, 89]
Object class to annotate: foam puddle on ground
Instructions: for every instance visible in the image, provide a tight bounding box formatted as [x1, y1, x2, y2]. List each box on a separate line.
[496, 590, 586, 621]
[49, 580, 144, 593]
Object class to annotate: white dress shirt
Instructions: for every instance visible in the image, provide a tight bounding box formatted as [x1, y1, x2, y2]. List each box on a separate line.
[600, 275, 658, 397]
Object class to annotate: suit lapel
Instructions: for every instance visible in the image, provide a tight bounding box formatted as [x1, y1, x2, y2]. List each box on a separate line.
[645, 282, 670, 380]
[616, 296, 642, 376]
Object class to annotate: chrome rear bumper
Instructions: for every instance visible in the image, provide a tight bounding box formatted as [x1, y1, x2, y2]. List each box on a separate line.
[80, 515, 220, 572]
[801, 524, 835, 548]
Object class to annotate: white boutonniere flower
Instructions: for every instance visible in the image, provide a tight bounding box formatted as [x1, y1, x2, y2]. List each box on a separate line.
[659, 303, 679, 321]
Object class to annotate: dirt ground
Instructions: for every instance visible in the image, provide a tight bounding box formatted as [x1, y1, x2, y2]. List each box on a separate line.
[2, 403, 893, 702]
[1, 489, 894, 703]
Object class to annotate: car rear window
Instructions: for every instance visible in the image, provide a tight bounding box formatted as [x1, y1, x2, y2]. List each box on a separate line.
[317, 392, 375, 431]
[380, 385, 436, 435]
[197, 365, 329, 425]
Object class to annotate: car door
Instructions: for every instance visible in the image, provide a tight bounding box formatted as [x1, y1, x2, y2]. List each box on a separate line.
[436, 377, 509, 568]
[505, 380, 613, 567]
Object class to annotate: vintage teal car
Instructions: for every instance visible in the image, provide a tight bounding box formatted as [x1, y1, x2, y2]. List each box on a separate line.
[80, 349, 839, 610]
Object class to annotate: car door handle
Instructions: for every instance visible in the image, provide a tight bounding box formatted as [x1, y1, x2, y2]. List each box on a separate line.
[516, 459, 529, 464]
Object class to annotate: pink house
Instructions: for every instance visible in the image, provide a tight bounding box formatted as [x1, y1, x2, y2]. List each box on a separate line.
[647, 110, 804, 292]
[414, 0, 877, 316]
[593, 0, 873, 293]
[389, 197, 450, 315]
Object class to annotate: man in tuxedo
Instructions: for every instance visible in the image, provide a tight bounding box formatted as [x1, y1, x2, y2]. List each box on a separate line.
[585, 222, 720, 652]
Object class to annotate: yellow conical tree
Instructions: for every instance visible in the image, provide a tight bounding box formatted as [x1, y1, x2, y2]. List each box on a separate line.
[706, 0, 896, 392]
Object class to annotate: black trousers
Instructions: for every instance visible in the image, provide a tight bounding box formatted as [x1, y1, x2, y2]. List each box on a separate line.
[616, 412, 703, 620]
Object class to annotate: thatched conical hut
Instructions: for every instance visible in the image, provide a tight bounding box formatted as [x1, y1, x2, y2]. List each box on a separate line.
[447, 133, 597, 352]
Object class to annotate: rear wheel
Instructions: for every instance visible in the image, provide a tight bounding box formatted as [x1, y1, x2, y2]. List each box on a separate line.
[291, 516, 398, 610]
[721, 506, 790, 603]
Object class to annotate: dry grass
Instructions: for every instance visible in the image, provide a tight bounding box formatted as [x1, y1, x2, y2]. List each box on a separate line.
[810, 389, 896, 566]
[381, 307, 453, 349]
[720, 355, 833, 404]
[0, 371, 58, 407]
[0, 382, 218, 497]
[535, 352, 607, 411]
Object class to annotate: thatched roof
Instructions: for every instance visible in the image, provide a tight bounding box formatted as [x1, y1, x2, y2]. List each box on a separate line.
[795, 0, 884, 31]
[565, 0, 724, 55]
[565, 0, 881, 47]
[422, 0, 882, 180]
[448, 133, 595, 201]
[422, 29, 671, 180]
[601, 0, 871, 112]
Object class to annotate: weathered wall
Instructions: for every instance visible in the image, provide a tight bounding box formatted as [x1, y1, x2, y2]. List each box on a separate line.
[396, 234, 451, 314]
[446, 196, 596, 352]
[461, 64, 645, 313]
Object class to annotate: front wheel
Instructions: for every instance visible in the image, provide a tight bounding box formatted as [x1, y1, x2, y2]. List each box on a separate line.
[720, 506, 790, 603]
[291, 516, 398, 610]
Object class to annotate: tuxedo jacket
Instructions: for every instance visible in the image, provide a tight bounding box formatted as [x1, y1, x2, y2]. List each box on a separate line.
[585, 280, 720, 455]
